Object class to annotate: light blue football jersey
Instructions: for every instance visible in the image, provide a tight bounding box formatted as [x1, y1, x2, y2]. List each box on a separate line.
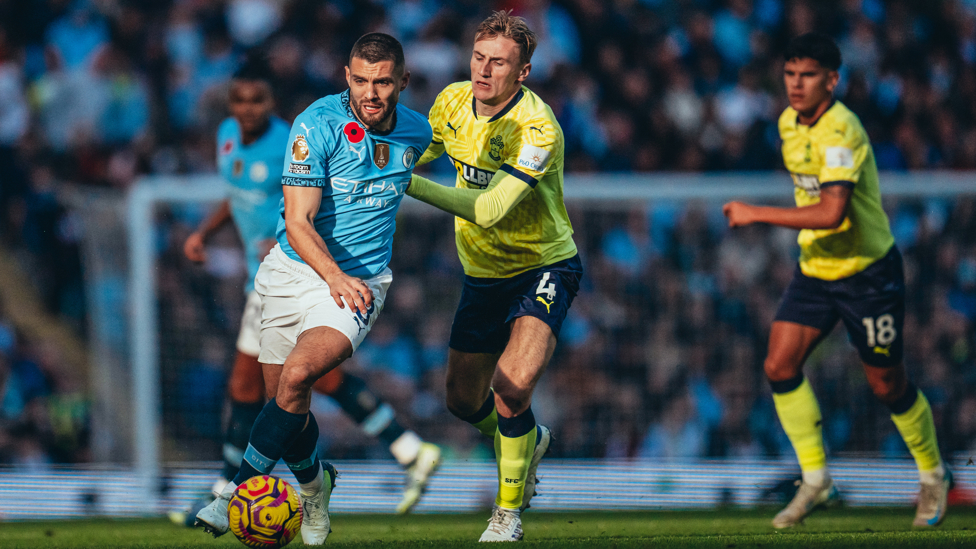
[216, 116, 291, 292]
[278, 90, 432, 277]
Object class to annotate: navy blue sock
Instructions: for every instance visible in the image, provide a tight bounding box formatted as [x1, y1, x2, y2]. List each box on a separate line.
[497, 406, 537, 438]
[769, 374, 805, 394]
[232, 398, 308, 486]
[331, 374, 406, 446]
[460, 389, 496, 425]
[283, 411, 322, 485]
[887, 382, 919, 415]
[221, 400, 264, 481]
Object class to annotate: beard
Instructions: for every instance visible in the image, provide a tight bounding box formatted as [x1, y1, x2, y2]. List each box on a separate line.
[352, 97, 396, 129]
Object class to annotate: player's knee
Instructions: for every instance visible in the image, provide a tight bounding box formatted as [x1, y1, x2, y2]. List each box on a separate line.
[228, 355, 264, 403]
[279, 362, 318, 393]
[492, 384, 531, 416]
[868, 375, 904, 404]
[764, 356, 799, 382]
[445, 377, 481, 418]
[229, 379, 264, 404]
[445, 391, 480, 419]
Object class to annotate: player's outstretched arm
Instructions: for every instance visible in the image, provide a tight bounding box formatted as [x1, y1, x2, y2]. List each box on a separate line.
[406, 170, 533, 229]
[416, 140, 445, 167]
[723, 185, 852, 230]
[416, 86, 448, 166]
[183, 200, 232, 263]
[282, 185, 373, 314]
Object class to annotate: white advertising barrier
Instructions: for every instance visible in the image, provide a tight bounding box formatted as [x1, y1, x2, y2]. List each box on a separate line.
[0, 458, 971, 519]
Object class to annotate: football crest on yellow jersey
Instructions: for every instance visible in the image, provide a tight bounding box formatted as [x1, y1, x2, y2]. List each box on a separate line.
[489, 135, 504, 161]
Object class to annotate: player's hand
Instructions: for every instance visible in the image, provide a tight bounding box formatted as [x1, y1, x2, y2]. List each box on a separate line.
[183, 231, 207, 262]
[723, 201, 755, 228]
[325, 270, 374, 315]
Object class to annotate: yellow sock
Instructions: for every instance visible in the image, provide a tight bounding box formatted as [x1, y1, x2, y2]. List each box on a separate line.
[473, 408, 498, 439]
[494, 427, 535, 509]
[772, 377, 826, 473]
[891, 390, 942, 473]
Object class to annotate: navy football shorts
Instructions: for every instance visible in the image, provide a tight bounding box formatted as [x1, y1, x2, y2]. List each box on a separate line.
[774, 246, 905, 367]
[449, 254, 583, 354]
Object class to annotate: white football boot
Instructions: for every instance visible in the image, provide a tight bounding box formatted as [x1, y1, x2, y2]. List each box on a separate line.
[194, 480, 236, 537]
[479, 506, 523, 542]
[521, 425, 552, 511]
[211, 476, 231, 498]
[914, 467, 953, 527]
[300, 462, 338, 545]
[396, 442, 443, 514]
[772, 476, 840, 528]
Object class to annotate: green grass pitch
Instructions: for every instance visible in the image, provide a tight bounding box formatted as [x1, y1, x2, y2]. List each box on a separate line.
[2, 508, 975, 548]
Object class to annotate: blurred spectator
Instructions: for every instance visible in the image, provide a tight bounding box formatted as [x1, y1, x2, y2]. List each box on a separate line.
[44, 2, 109, 74]
[7, 0, 976, 181]
[2, 0, 976, 463]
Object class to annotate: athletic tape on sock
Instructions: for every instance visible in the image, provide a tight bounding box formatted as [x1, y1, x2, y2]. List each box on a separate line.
[223, 443, 245, 468]
[243, 443, 276, 474]
[361, 403, 396, 436]
[286, 449, 318, 473]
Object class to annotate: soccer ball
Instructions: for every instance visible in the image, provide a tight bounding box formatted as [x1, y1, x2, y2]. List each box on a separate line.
[228, 475, 303, 548]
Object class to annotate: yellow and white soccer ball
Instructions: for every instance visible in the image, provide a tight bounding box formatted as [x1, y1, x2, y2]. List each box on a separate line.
[228, 475, 303, 548]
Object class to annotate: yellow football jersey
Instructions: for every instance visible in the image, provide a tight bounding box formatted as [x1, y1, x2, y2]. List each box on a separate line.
[779, 100, 894, 281]
[418, 81, 577, 278]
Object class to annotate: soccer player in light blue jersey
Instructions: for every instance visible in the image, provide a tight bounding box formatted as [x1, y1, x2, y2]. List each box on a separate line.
[195, 35, 435, 544]
[181, 57, 440, 523]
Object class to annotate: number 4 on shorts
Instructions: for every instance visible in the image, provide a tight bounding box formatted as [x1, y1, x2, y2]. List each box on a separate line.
[536, 272, 556, 301]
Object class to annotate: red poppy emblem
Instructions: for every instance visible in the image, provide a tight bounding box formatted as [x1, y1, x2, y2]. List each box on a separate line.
[344, 122, 365, 143]
[221, 139, 233, 155]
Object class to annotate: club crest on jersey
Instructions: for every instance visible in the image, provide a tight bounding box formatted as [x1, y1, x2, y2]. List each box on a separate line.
[344, 122, 365, 144]
[489, 135, 504, 161]
[249, 161, 268, 182]
[291, 134, 310, 162]
[232, 159, 243, 177]
[221, 139, 234, 155]
[402, 147, 417, 168]
[374, 143, 390, 169]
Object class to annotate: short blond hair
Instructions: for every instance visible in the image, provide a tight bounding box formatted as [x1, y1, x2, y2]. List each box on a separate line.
[474, 10, 537, 66]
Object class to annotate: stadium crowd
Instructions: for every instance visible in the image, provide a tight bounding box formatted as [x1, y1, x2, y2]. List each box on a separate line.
[0, 299, 88, 466]
[0, 0, 975, 463]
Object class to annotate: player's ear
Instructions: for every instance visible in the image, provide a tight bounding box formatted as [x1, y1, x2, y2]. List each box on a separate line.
[826, 70, 839, 94]
[517, 62, 531, 83]
[344, 65, 351, 88]
[399, 70, 410, 92]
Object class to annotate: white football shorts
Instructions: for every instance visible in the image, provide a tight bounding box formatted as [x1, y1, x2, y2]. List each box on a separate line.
[235, 290, 263, 357]
[255, 245, 391, 365]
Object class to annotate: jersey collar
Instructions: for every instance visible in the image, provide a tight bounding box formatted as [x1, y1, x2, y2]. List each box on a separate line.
[236, 117, 275, 149]
[472, 87, 525, 123]
[796, 99, 837, 129]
